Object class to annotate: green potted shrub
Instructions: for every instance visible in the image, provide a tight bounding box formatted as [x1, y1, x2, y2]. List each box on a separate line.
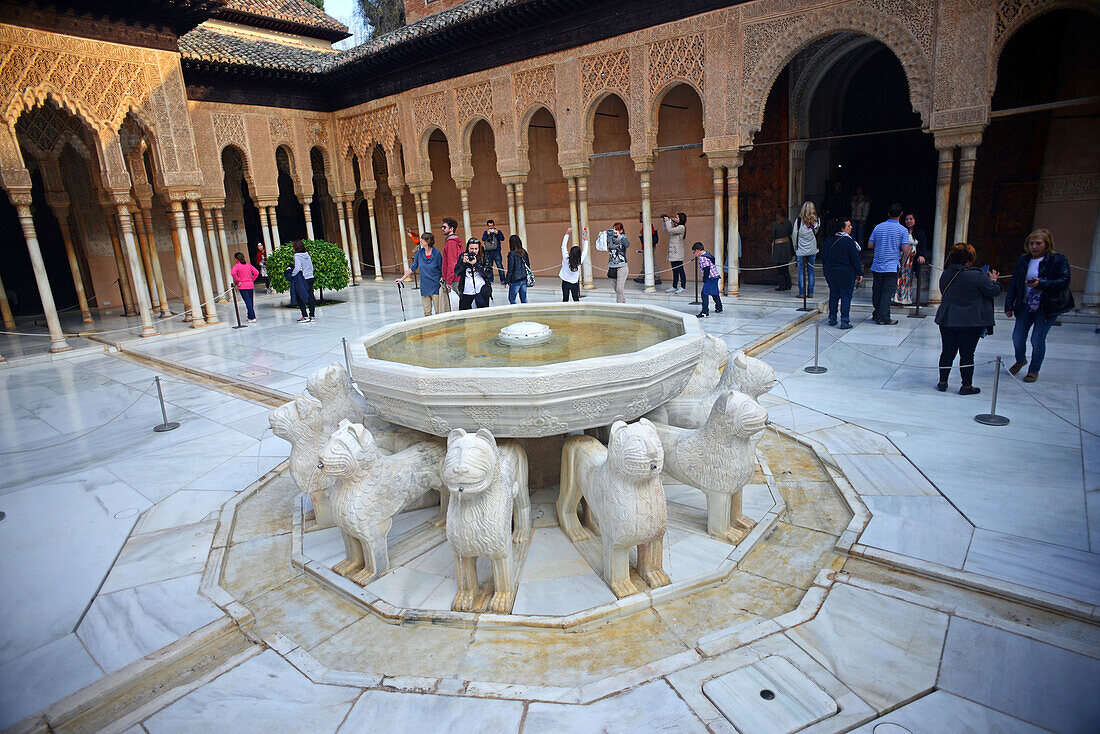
[267, 240, 349, 303]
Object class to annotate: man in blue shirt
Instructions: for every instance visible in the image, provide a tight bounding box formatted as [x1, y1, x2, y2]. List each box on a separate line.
[867, 202, 908, 324]
[397, 231, 445, 316]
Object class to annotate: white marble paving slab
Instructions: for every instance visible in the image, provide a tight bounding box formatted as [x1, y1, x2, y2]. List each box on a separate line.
[303, 526, 345, 567]
[786, 583, 949, 712]
[143, 650, 359, 734]
[512, 572, 616, 616]
[77, 573, 223, 674]
[848, 690, 1047, 734]
[524, 679, 707, 733]
[859, 495, 974, 569]
[664, 532, 736, 581]
[337, 689, 523, 733]
[135, 489, 235, 535]
[831, 452, 939, 496]
[803, 422, 901, 456]
[100, 520, 217, 594]
[0, 467, 150, 665]
[938, 617, 1100, 733]
[365, 566, 447, 610]
[185, 453, 285, 493]
[963, 529, 1100, 606]
[515, 527, 595, 583]
[0, 633, 104, 729]
[703, 655, 837, 734]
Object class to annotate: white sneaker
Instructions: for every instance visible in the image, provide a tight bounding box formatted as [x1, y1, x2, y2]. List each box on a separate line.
[296, 316, 308, 322]
[248, 318, 257, 323]
[676, 287, 685, 294]
[665, 286, 677, 293]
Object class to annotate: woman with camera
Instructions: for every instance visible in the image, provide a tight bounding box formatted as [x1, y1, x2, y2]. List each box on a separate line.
[559, 227, 588, 302]
[455, 238, 493, 309]
[934, 243, 1000, 395]
[1004, 229, 1073, 383]
[662, 213, 687, 294]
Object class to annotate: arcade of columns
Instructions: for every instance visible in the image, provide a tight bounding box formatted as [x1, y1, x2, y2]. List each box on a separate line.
[2, 0, 1097, 355]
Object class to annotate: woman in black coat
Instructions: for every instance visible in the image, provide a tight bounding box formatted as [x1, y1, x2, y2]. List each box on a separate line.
[454, 238, 493, 309]
[820, 218, 862, 329]
[1004, 229, 1073, 383]
[934, 243, 1001, 394]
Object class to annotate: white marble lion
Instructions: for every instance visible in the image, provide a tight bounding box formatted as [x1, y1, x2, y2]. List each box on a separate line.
[557, 418, 670, 598]
[270, 393, 334, 527]
[654, 390, 768, 544]
[443, 428, 531, 614]
[646, 350, 775, 430]
[306, 362, 371, 432]
[318, 420, 447, 586]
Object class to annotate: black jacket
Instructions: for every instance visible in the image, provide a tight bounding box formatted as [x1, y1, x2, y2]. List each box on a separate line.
[935, 265, 1000, 329]
[908, 227, 928, 263]
[454, 256, 493, 294]
[505, 250, 530, 284]
[1004, 252, 1073, 317]
[820, 233, 862, 282]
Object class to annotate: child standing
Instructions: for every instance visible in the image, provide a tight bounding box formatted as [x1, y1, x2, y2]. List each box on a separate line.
[693, 242, 722, 318]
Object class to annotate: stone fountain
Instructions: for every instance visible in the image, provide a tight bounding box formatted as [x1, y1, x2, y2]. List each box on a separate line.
[274, 302, 785, 623]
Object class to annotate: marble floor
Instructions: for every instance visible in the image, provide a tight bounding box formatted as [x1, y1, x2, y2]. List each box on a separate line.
[1, 279, 1097, 733]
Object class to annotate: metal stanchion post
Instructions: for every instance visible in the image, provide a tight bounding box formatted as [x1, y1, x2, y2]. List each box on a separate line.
[152, 376, 180, 432]
[396, 281, 407, 321]
[796, 259, 813, 312]
[804, 324, 828, 374]
[690, 257, 701, 306]
[908, 263, 925, 319]
[342, 336, 353, 378]
[975, 356, 1010, 426]
[230, 284, 247, 328]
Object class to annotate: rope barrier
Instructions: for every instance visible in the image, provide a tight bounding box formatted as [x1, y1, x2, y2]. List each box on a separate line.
[999, 364, 1100, 439]
[811, 324, 998, 370]
[0, 379, 158, 455]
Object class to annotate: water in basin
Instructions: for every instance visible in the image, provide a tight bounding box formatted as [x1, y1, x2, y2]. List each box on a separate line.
[366, 310, 682, 368]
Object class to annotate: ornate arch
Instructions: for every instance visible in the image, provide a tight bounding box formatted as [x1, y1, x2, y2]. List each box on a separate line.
[275, 143, 303, 197]
[516, 104, 555, 161]
[220, 143, 256, 199]
[739, 6, 933, 145]
[989, 0, 1100, 97]
[582, 91, 631, 159]
[649, 80, 705, 143]
[417, 124, 446, 170]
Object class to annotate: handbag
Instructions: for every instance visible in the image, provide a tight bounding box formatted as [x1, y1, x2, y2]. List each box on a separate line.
[607, 267, 619, 280]
[525, 262, 535, 287]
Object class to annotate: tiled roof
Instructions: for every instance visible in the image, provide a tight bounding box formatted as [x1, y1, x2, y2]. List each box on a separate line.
[179, 26, 333, 72]
[218, 0, 349, 36]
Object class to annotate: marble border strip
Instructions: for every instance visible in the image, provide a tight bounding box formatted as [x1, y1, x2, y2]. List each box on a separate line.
[287, 455, 785, 633]
[0, 341, 106, 369]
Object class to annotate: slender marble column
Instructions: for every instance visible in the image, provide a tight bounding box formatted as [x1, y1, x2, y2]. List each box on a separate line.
[394, 192, 409, 271]
[929, 145, 955, 303]
[53, 205, 93, 323]
[213, 207, 232, 284]
[566, 176, 580, 267]
[712, 166, 725, 293]
[420, 190, 432, 237]
[167, 214, 193, 322]
[0, 267, 15, 329]
[346, 200, 362, 283]
[170, 201, 204, 328]
[506, 184, 517, 239]
[258, 205, 274, 258]
[335, 198, 352, 268]
[953, 143, 978, 245]
[515, 181, 528, 248]
[202, 206, 227, 302]
[139, 207, 172, 316]
[302, 200, 315, 240]
[14, 200, 71, 350]
[268, 205, 282, 250]
[638, 169, 656, 292]
[458, 182, 472, 244]
[577, 175, 594, 289]
[366, 196, 383, 280]
[726, 161, 742, 297]
[103, 206, 137, 315]
[115, 202, 157, 337]
[131, 210, 159, 309]
[186, 200, 220, 323]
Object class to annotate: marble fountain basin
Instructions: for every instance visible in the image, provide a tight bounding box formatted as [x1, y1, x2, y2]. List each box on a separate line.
[348, 303, 704, 438]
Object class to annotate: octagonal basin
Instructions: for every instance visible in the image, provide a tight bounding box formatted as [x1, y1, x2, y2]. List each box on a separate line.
[349, 303, 704, 437]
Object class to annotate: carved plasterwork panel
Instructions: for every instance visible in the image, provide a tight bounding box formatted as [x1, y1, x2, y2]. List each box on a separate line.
[269, 116, 293, 147]
[455, 82, 493, 128]
[514, 65, 556, 114]
[306, 119, 328, 149]
[0, 25, 200, 184]
[647, 33, 705, 96]
[212, 112, 247, 151]
[339, 104, 400, 155]
[1038, 174, 1100, 203]
[581, 49, 629, 104]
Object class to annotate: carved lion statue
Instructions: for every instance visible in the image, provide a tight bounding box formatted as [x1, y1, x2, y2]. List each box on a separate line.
[653, 391, 768, 544]
[646, 350, 775, 430]
[306, 363, 371, 433]
[318, 420, 447, 587]
[270, 393, 334, 527]
[443, 429, 531, 614]
[557, 418, 670, 598]
[681, 334, 729, 396]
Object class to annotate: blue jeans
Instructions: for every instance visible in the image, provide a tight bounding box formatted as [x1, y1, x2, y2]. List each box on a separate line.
[1013, 309, 1053, 373]
[240, 288, 255, 320]
[797, 255, 816, 296]
[484, 249, 504, 283]
[826, 277, 854, 325]
[508, 281, 527, 304]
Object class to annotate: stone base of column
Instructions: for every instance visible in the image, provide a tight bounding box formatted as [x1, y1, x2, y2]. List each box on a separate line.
[216, 297, 228, 304]
[124, 307, 139, 317]
[81, 313, 94, 324]
[583, 281, 596, 290]
[158, 308, 173, 318]
[644, 285, 656, 293]
[140, 325, 158, 337]
[48, 340, 72, 354]
[204, 315, 221, 325]
[374, 276, 384, 282]
[189, 317, 205, 329]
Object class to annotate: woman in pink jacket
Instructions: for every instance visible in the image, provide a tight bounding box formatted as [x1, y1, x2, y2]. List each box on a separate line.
[230, 252, 260, 322]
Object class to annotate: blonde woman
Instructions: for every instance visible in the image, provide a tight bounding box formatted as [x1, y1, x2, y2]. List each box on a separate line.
[1004, 229, 1073, 382]
[792, 201, 820, 298]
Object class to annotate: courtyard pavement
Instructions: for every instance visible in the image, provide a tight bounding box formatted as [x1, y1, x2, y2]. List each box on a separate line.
[0, 278, 1097, 732]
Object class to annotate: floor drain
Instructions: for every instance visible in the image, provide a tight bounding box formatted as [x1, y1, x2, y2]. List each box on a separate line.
[759, 689, 776, 700]
[238, 369, 270, 378]
[114, 508, 140, 519]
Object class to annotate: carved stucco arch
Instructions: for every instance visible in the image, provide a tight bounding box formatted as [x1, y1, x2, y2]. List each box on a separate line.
[648, 79, 706, 150]
[740, 6, 932, 146]
[989, 0, 1100, 98]
[516, 104, 555, 165]
[582, 91, 632, 160]
[120, 108, 170, 191]
[275, 143, 303, 198]
[417, 124, 449, 185]
[220, 144, 257, 200]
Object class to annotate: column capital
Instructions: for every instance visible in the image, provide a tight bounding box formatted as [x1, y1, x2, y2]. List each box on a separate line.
[561, 164, 590, 179]
[632, 156, 654, 173]
[256, 199, 278, 209]
[707, 152, 744, 170]
[933, 126, 984, 150]
[453, 177, 472, 189]
[500, 173, 528, 186]
[9, 190, 33, 208]
[388, 174, 406, 191]
[204, 198, 226, 209]
[360, 182, 377, 197]
[44, 192, 70, 212]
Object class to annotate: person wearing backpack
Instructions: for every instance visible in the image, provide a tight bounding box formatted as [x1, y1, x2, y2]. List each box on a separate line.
[692, 242, 722, 318]
[1004, 228, 1073, 383]
[505, 234, 531, 304]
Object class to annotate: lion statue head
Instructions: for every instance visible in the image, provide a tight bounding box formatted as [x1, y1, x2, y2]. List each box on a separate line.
[707, 391, 769, 438]
[318, 420, 380, 479]
[443, 428, 499, 496]
[607, 418, 664, 479]
[270, 393, 324, 442]
[719, 351, 776, 399]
